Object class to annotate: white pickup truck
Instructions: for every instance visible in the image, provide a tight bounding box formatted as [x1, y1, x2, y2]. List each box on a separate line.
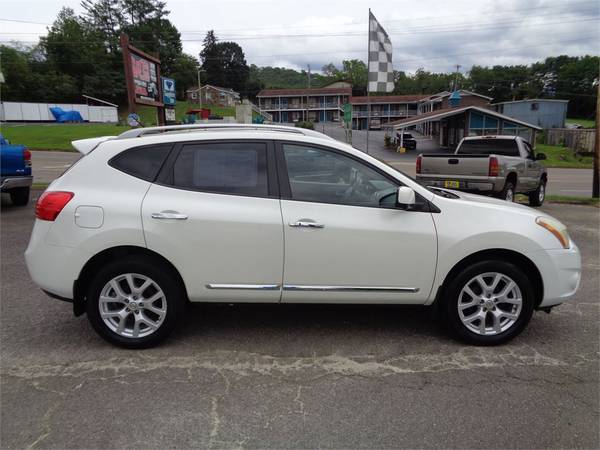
[416, 135, 548, 206]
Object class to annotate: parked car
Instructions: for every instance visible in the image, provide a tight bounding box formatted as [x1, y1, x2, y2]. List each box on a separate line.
[0, 134, 32, 206]
[25, 124, 580, 348]
[416, 135, 547, 206]
[395, 132, 417, 151]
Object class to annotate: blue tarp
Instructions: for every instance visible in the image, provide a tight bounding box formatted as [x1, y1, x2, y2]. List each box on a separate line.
[49, 107, 84, 123]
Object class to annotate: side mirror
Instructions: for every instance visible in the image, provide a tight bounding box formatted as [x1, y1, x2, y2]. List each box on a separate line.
[396, 186, 416, 209]
[535, 153, 547, 161]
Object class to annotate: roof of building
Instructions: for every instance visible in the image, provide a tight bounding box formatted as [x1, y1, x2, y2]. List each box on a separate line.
[492, 98, 569, 105]
[257, 87, 352, 97]
[350, 95, 427, 104]
[421, 89, 493, 102]
[384, 105, 542, 130]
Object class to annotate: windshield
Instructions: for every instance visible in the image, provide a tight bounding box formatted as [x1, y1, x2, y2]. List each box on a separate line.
[457, 139, 520, 156]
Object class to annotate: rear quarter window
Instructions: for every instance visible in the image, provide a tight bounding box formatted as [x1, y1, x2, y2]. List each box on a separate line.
[109, 144, 173, 182]
[457, 139, 519, 156]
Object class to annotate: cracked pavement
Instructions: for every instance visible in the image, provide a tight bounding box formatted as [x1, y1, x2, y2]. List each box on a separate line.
[1, 196, 598, 449]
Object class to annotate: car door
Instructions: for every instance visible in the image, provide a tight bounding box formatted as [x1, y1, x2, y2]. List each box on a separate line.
[277, 142, 438, 304]
[142, 140, 284, 302]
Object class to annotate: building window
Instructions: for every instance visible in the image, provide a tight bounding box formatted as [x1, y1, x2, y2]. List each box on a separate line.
[191, 93, 197, 99]
[469, 112, 499, 136]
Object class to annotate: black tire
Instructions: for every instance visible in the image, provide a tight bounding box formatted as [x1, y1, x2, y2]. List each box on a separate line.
[9, 187, 30, 206]
[528, 179, 546, 207]
[499, 181, 515, 202]
[441, 260, 535, 346]
[86, 255, 185, 348]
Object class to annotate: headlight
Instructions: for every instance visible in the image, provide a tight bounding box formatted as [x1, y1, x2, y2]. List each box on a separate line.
[536, 216, 570, 249]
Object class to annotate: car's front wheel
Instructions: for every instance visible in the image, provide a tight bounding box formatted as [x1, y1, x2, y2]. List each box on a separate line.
[86, 256, 185, 348]
[442, 260, 535, 345]
[528, 179, 546, 207]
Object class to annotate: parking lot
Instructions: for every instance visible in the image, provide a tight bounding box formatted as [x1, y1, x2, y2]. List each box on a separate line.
[1, 192, 598, 449]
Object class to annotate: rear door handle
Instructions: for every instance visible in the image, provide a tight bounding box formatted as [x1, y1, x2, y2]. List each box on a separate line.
[289, 220, 325, 229]
[151, 211, 188, 220]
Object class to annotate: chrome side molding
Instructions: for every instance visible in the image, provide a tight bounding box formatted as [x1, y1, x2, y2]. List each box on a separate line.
[206, 284, 280, 290]
[283, 285, 419, 293]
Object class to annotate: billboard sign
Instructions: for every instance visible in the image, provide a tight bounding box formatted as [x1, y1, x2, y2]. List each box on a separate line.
[162, 77, 176, 106]
[131, 53, 159, 104]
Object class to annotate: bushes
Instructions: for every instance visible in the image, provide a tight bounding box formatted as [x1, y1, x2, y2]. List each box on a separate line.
[295, 121, 315, 130]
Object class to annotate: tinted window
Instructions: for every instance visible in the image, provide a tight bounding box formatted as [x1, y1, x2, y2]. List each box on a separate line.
[457, 139, 519, 156]
[283, 144, 397, 207]
[110, 144, 172, 181]
[172, 142, 268, 196]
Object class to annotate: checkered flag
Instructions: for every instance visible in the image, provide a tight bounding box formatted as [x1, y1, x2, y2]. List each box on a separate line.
[368, 11, 394, 93]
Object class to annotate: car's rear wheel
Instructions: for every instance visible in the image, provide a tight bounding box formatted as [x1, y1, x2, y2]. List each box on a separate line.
[528, 179, 546, 207]
[10, 187, 30, 206]
[86, 256, 185, 348]
[442, 260, 535, 345]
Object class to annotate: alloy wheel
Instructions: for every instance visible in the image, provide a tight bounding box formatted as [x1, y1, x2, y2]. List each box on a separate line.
[457, 272, 522, 336]
[99, 273, 167, 338]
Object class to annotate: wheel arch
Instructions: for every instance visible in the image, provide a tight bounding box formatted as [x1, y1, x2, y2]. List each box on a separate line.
[434, 248, 544, 309]
[73, 245, 189, 316]
[505, 171, 518, 186]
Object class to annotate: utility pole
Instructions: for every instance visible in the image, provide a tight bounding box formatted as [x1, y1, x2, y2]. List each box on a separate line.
[307, 64, 311, 122]
[453, 64, 461, 91]
[593, 82, 599, 198]
[197, 67, 205, 109]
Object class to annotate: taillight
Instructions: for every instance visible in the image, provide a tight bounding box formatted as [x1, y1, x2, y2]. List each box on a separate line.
[35, 191, 74, 221]
[488, 156, 499, 177]
[23, 149, 31, 167]
[416, 155, 422, 174]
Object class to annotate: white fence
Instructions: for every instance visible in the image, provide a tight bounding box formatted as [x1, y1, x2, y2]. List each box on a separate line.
[0, 101, 118, 123]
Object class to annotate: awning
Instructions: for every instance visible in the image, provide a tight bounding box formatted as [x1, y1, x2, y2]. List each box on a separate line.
[383, 105, 542, 131]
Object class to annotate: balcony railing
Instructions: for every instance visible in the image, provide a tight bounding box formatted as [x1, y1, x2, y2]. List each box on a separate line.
[352, 110, 418, 118]
[260, 103, 342, 110]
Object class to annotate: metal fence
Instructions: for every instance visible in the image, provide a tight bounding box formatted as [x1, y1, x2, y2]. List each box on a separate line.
[545, 128, 596, 153]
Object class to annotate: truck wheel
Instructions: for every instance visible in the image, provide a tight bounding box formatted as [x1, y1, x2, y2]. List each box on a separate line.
[500, 182, 515, 202]
[10, 187, 30, 206]
[528, 180, 546, 207]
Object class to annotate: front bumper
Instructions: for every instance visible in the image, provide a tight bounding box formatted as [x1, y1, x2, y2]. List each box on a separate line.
[1, 176, 33, 191]
[526, 244, 582, 308]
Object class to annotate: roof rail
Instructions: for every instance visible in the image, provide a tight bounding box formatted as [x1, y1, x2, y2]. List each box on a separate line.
[116, 123, 333, 140]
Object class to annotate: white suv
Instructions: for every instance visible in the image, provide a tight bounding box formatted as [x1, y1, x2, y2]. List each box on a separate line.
[25, 124, 581, 348]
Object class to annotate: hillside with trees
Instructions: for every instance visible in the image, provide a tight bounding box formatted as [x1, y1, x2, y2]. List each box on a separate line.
[0, 0, 596, 119]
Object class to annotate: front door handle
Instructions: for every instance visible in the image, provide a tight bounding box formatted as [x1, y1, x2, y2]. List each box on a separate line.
[289, 220, 325, 229]
[151, 211, 188, 220]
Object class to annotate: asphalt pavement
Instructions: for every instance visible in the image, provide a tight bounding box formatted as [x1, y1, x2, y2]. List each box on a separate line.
[1, 195, 598, 449]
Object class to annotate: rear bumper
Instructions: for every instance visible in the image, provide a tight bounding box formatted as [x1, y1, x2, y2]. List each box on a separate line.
[416, 175, 503, 193]
[526, 244, 582, 308]
[1, 176, 33, 191]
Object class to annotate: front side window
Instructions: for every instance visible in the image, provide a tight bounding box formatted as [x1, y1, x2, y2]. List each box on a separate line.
[172, 142, 268, 196]
[282, 144, 397, 207]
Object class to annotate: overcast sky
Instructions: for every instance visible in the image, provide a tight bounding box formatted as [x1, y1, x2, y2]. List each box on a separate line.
[0, 0, 598, 74]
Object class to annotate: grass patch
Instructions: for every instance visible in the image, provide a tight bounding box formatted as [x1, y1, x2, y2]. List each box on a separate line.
[565, 118, 596, 129]
[1, 123, 129, 151]
[546, 195, 599, 206]
[536, 143, 593, 169]
[1, 102, 237, 151]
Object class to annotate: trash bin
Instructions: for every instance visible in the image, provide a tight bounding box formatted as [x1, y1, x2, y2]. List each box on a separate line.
[200, 108, 211, 119]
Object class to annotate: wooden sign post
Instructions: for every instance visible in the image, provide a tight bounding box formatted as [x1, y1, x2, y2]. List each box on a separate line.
[120, 33, 165, 126]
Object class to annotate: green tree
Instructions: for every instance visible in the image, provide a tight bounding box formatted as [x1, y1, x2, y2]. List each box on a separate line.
[200, 31, 250, 94]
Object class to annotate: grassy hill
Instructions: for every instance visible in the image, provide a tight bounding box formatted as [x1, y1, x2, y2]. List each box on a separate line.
[1, 102, 236, 150]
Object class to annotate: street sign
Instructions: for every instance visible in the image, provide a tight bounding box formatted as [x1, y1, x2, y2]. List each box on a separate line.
[343, 103, 352, 123]
[165, 108, 176, 122]
[162, 77, 176, 106]
[127, 113, 141, 127]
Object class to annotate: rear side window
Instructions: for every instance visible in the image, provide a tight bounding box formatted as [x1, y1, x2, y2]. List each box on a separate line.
[110, 144, 172, 181]
[457, 139, 519, 156]
[172, 142, 268, 196]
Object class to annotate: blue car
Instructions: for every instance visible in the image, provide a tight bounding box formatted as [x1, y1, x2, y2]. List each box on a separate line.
[1, 134, 32, 205]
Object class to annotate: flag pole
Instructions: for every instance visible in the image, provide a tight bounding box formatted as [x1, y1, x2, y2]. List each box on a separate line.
[366, 8, 371, 154]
